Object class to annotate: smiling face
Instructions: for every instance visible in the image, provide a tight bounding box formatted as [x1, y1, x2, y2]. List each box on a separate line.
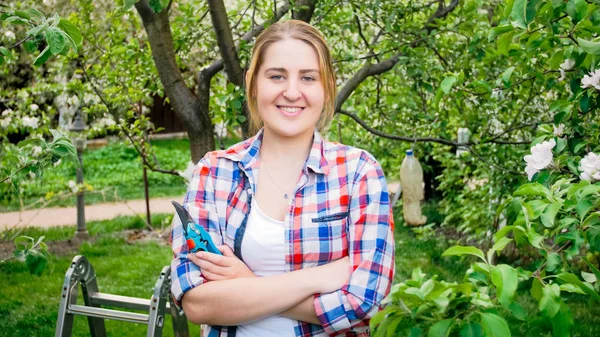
[252, 38, 325, 139]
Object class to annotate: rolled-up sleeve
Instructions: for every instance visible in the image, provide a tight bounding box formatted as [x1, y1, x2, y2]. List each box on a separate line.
[314, 157, 395, 335]
[170, 156, 223, 304]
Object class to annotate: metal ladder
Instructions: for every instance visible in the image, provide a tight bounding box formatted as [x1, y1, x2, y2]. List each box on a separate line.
[55, 255, 190, 337]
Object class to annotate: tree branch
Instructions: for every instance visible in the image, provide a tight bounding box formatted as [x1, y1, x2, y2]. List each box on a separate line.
[78, 59, 180, 177]
[337, 109, 534, 147]
[335, 0, 460, 111]
[292, 0, 318, 23]
[207, 0, 245, 87]
[198, 2, 290, 86]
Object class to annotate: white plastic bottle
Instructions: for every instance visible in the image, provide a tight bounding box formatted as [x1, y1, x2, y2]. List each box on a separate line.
[400, 149, 427, 226]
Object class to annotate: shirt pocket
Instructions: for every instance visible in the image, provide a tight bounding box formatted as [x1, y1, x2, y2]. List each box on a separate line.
[310, 211, 349, 260]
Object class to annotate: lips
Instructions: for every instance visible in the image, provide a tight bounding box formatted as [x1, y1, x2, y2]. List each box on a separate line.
[277, 105, 304, 117]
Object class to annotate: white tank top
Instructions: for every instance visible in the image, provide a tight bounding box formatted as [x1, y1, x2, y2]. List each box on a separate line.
[236, 198, 297, 337]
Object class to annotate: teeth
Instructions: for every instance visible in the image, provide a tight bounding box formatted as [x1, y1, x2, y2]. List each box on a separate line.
[279, 106, 302, 113]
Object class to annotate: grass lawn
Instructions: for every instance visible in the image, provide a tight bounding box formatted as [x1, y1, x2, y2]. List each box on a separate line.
[0, 136, 242, 212]
[1, 212, 599, 336]
[0, 214, 200, 337]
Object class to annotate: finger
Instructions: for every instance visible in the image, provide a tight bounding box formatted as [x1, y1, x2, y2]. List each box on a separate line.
[195, 258, 228, 275]
[201, 269, 225, 281]
[196, 251, 230, 267]
[218, 245, 235, 257]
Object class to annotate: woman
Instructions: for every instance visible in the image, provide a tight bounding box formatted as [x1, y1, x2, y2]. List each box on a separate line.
[171, 20, 395, 336]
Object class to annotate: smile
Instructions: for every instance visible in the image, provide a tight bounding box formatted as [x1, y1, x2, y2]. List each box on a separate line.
[277, 105, 304, 116]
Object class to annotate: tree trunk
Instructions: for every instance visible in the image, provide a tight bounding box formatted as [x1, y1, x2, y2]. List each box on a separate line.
[135, 1, 215, 162]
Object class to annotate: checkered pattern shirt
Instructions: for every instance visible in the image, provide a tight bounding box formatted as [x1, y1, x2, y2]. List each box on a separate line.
[171, 129, 395, 336]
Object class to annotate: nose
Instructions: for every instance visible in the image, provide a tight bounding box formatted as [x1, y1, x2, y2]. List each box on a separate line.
[282, 81, 301, 101]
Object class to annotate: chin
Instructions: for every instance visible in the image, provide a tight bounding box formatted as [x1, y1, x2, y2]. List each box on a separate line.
[265, 122, 313, 139]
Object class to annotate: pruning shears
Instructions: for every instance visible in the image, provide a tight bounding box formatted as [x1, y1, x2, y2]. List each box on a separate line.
[171, 201, 222, 255]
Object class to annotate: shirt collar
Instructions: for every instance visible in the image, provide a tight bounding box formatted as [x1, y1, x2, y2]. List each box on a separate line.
[220, 128, 330, 175]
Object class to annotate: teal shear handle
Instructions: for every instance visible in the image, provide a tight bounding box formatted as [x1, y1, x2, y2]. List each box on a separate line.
[172, 201, 222, 255]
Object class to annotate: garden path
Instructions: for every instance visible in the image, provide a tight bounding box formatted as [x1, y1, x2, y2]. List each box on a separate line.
[0, 182, 401, 231]
[0, 197, 179, 231]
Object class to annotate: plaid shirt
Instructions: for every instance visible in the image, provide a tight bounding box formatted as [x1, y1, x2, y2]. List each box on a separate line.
[171, 129, 395, 337]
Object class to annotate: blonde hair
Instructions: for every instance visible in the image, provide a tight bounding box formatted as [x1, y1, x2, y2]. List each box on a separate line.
[245, 20, 337, 134]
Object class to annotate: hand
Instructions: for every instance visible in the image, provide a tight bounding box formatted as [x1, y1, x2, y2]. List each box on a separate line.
[314, 256, 351, 294]
[187, 245, 257, 281]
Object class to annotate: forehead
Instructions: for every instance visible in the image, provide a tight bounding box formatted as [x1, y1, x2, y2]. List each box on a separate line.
[260, 38, 320, 71]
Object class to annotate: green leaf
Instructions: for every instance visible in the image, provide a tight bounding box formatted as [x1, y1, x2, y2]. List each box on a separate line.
[25, 250, 48, 276]
[26, 8, 46, 22]
[480, 313, 511, 337]
[428, 319, 452, 337]
[487, 237, 512, 262]
[149, 0, 163, 13]
[514, 183, 552, 200]
[531, 277, 543, 300]
[459, 321, 483, 337]
[582, 271, 596, 284]
[440, 76, 457, 94]
[526, 228, 543, 248]
[576, 198, 594, 220]
[540, 284, 561, 317]
[546, 252, 562, 272]
[0, 46, 9, 58]
[491, 264, 518, 307]
[580, 185, 600, 199]
[58, 19, 82, 47]
[508, 301, 526, 321]
[124, 0, 138, 10]
[33, 46, 52, 66]
[497, 31, 515, 56]
[510, 0, 528, 28]
[556, 273, 600, 301]
[27, 22, 48, 37]
[501, 67, 516, 87]
[14, 10, 30, 20]
[541, 202, 562, 228]
[567, 0, 588, 24]
[577, 38, 600, 55]
[46, 27, 66, 55]
[488, 25, 513, 42]
[442, 245, 486, 262]
[409, 327, 423, 337]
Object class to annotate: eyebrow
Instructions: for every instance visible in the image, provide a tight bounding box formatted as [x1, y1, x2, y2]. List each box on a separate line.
[264, 67, 320, 74]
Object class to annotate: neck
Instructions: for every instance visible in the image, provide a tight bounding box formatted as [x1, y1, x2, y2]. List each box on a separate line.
[260, 128, 314, 166]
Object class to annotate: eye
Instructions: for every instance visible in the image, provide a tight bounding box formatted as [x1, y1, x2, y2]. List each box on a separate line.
[302, 76, 316, 82]
[270, 75, 284, 81]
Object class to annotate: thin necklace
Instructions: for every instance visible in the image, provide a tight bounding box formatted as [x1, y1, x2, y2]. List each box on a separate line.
[260, 153, 295, 199]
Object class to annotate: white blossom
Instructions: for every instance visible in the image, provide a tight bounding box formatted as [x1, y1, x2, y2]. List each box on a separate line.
[561, 59, 576, 71]
[4, 31, 15, 40]
[22, 116, 39, 128]
[1, 117, 12, 128]
[68, 180, 78, 193]
[67, 95, 80, 107]
[83, 93, 98, 105]
[95, 117, 115, 128]
[178, 161, 196, 183]
[581, 69, 600, 90]
[30, 104, 39, 111]
[43, 0, 56, 6]
[580, 152, 600, 182]
[53, 159, 62, 167]
[2, 109, 12, 116]
[31, 146, 42, 157]
[524, 139, 556, 181]
[553, 124, 564, 137]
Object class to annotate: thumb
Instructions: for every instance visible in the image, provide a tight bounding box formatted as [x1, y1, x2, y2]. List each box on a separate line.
[218, 245, 235, 257]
